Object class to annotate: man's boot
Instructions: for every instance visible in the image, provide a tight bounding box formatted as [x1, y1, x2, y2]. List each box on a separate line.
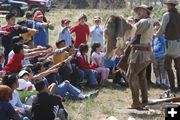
[167, 69, 175, 92]
[176, 69, 180, 92]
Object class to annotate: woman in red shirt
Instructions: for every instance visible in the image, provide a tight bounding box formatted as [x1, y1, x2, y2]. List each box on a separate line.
[70, 14, 90, 48]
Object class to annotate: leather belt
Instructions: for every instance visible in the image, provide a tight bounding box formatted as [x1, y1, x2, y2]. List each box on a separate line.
[132, 46, 151, 51]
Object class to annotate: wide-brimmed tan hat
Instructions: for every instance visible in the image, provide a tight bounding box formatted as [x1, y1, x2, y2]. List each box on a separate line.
[164, 0, 179, 5]
[134, 5, 153, 14]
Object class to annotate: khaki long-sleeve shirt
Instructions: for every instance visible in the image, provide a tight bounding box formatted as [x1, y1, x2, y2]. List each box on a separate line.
[156, 12, 170, 37]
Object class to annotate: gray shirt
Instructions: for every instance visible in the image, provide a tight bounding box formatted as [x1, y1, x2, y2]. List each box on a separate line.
[156, 12, 170, 37]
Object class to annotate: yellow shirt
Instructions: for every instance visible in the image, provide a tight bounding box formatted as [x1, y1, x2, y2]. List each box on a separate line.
[20, 30, 36, 41]
[53, 52, 68, 64]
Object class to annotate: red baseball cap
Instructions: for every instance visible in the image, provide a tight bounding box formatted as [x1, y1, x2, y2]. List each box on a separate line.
[61, 18, 71, 24]
[34, 11, 44, 18]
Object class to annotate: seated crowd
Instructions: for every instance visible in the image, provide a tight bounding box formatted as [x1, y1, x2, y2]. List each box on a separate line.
[0, 10, 169, 120]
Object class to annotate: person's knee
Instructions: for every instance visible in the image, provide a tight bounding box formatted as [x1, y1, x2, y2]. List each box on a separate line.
[79, 70, 84, 77]
[107, 68, 110, 73]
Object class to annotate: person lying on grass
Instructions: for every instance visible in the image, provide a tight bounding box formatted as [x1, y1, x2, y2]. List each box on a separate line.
[31, 57, 99, 100]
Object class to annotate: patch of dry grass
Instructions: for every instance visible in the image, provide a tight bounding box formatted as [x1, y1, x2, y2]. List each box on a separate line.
[64, 84, 165, 120]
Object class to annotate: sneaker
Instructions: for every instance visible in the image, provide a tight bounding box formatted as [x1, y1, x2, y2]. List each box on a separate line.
[84, 90, 99, 99]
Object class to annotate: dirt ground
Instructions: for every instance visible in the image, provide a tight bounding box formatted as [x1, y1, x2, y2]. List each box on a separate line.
[64, 80, 167, 120]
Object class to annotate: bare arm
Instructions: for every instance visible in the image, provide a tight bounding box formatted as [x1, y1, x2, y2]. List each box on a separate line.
[28, 46, 47, 52]
[40, 22, 53, 28]
[24, 50, 47, 58]
[93, 57, 101, 66]
[49, 55, 74, 70]
[31, 68, 58, 80]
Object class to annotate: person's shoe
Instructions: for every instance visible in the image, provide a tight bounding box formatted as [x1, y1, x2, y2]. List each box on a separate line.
[129, 102, 143, 109]
[84, 90, 99, 99]
[114, 83, 121, 87]
[155, 82, 161, 87]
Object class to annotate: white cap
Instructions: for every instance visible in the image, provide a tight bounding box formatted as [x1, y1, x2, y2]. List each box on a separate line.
[18, 70, 29, 78]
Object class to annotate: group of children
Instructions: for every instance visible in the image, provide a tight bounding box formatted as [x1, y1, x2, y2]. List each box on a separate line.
[0, 9, 170, 120]
[0, 11, 124, 120]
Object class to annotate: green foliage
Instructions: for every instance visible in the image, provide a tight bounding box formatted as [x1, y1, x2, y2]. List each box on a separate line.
[18, 90, 37, 103]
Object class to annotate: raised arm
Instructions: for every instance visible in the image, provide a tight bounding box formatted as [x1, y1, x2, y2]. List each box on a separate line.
[24, 50, 47, 58]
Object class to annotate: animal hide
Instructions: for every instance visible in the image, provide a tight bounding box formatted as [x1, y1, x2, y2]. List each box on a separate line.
[104, 15, 135, 59]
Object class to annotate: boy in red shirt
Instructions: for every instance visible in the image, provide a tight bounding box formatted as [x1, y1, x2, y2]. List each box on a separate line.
[3, 42, 44, 74]
[70, 14, 90, 48]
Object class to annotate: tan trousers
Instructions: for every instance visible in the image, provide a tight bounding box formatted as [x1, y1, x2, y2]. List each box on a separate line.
[127, 62, 150, 106]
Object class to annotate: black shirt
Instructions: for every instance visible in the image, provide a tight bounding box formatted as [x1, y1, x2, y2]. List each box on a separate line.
[31, 92, 65, 120]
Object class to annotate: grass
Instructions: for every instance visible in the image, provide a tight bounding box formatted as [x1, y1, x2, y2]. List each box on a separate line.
[1, 7, 180, 119]
[44, 8, 170, 120]
[63, 85, 166, 120]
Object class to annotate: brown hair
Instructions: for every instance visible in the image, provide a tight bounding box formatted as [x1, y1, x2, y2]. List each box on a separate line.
[153, 21, 160, 27]
[25, 11, 33, 19]
[91, 42, 101, 52]
[77, 14, 87, 23]
[0, 85, 12, 101]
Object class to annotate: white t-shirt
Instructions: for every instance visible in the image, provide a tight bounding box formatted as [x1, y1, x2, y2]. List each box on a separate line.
[17, 79, 33, 91]
[91, 51, 104, 66]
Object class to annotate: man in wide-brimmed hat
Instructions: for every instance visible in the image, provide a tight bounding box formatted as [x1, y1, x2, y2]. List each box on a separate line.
[156, 0, 180, 93]
[126, 4, 154, 109]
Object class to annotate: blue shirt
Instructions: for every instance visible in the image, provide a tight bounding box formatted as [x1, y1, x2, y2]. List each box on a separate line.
[33, 21, 47, 46]
[57, 27, 71, 46]
[25, 19, 33, 28]
[0, 101, 19, 120]
[90, 25, 104, 47]
[104, 57, 116, 68]
[152, 36, 166, 58]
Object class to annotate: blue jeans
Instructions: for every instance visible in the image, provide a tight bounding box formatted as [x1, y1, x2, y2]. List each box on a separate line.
[59, 66, 71, 81]
[80, 69, 97, 86]
[55, 82, 81, 99]
[70, 68, 84, 85]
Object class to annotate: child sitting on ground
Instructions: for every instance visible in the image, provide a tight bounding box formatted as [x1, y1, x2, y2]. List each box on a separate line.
[31, 79, 68, 120]
[0, 85, 21, 120]
[76, 44, 97, 87]
[2, 74, 31, 119]
[17, 70, 33, 91]
[66, 46, 84, 86]
[91, 42, 109, 83]
[53, 40, 73, 81]
[3, 42, 46, 74]
[104, 55, 128, 87]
